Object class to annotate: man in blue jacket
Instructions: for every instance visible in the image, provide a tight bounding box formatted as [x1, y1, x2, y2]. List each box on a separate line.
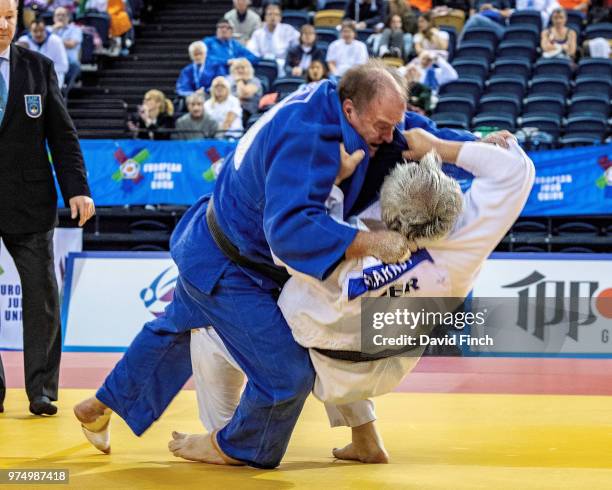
[204, 19, 259, 77]
[74, 60, 496, 469]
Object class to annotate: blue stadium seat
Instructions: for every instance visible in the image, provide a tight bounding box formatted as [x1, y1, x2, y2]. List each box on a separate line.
[461, 27, 499, 48]
[576, 58, 612, 78]
[451, 59, 489, 82]
[497, 40, 536, 62]
[559, 133, 605, 147]
[564, 114, 608, 134]
[256, 74, 270, 94]
[255, 60, 279, 87]
[315, 27, 338, 44]
[282, 10, 310, 29]
[573, 77, 612, 98]
[472, 114, 516, 131]
[562, 9, 585, 34]
[454, 42, 494, 63]
[568, 95, 610, 117]
[323, 0, 347, 9]
[439, 79, 484, 103]
[272, 77, 305, 99]
[80, 32, 95, 65]
[435, 95, 476, 118]
[315, 40, 330, 54]
[520, 115, 561, 140]
[523, 95, 566, 118]
[585, 22, 612, 40]
[491, 58, 531, 82]
[431, 112, 470, 130]
[40, 11, 54, 25]
[478, 94, 522, 118]
[533, 58, 573, 79]
[486, 76, 527, 99]
[509, 10, 542, 31]
[502, 25, 539, 46]
[528, 76, 570, 98]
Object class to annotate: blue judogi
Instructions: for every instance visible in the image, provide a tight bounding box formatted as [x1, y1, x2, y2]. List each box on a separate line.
[96, 81, 476, 469]
[175, 62, 222, 96]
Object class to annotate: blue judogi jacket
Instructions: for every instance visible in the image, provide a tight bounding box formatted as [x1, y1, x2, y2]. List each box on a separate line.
[175, 62, 222, 96]
[204, 36, 260, 76]
[171, 81, 477, 294]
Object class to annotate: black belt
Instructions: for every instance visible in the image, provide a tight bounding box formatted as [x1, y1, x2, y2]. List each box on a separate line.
[206, 198, 290, 286]
[314, 342, 423, 363]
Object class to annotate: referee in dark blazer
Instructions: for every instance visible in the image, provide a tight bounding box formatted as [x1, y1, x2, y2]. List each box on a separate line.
[0, 0, 95, 416]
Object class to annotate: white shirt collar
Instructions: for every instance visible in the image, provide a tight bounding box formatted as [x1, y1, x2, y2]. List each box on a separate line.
[0, 46, 10, 61]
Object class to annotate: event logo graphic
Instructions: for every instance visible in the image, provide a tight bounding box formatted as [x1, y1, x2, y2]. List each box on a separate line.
[595, 155, 612, 199]
[111, 146, 149, 192]
[502, 271, 612, 341]
[140, 266, 178, 317]
[202, 147, 224, 182]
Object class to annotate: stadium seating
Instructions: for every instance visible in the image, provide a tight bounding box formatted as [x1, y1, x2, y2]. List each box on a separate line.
[509, 9, 542, 31]
[502, 25, 540, 46]
[478, 94, 522, 119]
[472, 113, 516, 131]
[452, 59, 489, 82]
[314, 27, 338, 44]
[497, 40, 536, 62]
[523, 95, 566, 118]
[454, 42, 494, 63]
[282, 10, 310, 29]
[272, 77, 304, 99]
[486, 76, 527, 99]
[568, 95, 610, 118]
[584, 22, 612, 40]
[520, 115, 562, 141]
[255, 60, 279, 87]
[439, 79, 484, 104]
[313, 9, 344, 27]
[491, 58, 531, 82]
[528, 76, 570, 98]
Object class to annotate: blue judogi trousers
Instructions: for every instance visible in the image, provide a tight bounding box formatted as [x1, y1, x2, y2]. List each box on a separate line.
[96, 248, 315, 469]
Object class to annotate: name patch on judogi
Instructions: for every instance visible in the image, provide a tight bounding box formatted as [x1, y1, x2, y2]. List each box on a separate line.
[24, 95, 42, 118]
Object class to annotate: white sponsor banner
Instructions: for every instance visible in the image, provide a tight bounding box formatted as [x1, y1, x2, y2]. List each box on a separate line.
[62, 253, 177, 351]
[0, 228, 83, 350]
[470, 253, 612, 356]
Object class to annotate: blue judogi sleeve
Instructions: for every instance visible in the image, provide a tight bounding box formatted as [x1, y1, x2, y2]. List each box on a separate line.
[262, 121, 359, 281]
[404, 111, 477, 142]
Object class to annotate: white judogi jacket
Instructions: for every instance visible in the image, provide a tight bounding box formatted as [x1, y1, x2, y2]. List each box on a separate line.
[277, 140, 535, 405]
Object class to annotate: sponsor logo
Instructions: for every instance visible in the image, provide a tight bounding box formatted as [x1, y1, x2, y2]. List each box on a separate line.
[140, 266, 178, 317]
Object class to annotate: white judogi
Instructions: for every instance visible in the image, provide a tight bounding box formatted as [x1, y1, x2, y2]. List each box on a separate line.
[191, 140, 535, 430]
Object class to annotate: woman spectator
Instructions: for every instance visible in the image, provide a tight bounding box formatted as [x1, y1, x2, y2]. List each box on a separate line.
[298, 59, 329, 88]
[129, 89, 175, 140]
[375, 14, 413, 61]
[388, 0, 418, 35]
[413, 12, 449, 58]
[541, 8, 577, 60]
[227, 58, 262, 127]
[285, 24, 325, 77]
[176, 41, 220, 98]
[205, 76, 244, 138]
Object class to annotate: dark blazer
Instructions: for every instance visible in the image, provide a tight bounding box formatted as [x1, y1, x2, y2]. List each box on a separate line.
[0, 44, 90, 234]
[285, 45, 326, 75]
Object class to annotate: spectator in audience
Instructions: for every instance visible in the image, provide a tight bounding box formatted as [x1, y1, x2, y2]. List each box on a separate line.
[205, 76, 243, 137]
[18, 18, 69, 87]
[205, 19, 259, 77]
[227, 58, 262, 127]
[375, 13, 413, 60]
[388, 0, 418, 35]
[402, 50, 457, 93]
[107, 0, 132, 55]
[22, 0, 49, 26]
[558, 0, 589, 13]
[343, 0, 386, 31]
[326, 20, 369, 79]
[129, 89, 175, 140]
[176, 41, 221, 97]
[51, 7, 82, 91]
[541, 8, 577, 59]
[48, 0, 78, 13]
[461, 0, 513, 40]
[248, 3, 299, 72]
[405, 79, 433, 115]
[413, 12, 448, 58]
[81, 0, 107, 12]
[224, 0, 261, 45]
[173, 93, 219, 140]
[517, 0, 560, 27]
[298, 59, 329, 88]
[285, 24, 325, 77]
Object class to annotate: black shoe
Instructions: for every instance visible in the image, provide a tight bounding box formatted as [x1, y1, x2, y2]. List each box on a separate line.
[29, 396, 57, 416]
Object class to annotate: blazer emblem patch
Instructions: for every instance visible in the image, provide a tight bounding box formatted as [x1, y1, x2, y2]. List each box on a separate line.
[24, 95, 42, 118]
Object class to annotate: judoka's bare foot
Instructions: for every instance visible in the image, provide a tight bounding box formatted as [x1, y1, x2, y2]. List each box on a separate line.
[168, 431, 245, 466]
[332, 421, 389, 464]
[74, 397, 112, 454]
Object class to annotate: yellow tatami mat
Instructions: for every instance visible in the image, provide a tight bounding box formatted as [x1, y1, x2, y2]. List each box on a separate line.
[1, 389, 612, 489]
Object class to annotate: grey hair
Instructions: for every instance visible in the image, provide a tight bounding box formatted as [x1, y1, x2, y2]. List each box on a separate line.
[186, 92, 205, 105]
[188, 41, 207, 59]
[380, 151, 463, 243]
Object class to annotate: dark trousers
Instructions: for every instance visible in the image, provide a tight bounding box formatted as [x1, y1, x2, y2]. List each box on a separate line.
[0, 229, 60, 403]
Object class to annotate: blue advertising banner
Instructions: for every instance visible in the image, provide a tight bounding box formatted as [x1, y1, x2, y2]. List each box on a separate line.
[522, 143, 612, 217]
[62, 139, 612, 216]
[58, 139, 237, 206]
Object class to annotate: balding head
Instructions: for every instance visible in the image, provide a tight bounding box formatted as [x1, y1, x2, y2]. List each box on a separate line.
[339, 59, 407, 156]
[0, 0, 17, 53]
